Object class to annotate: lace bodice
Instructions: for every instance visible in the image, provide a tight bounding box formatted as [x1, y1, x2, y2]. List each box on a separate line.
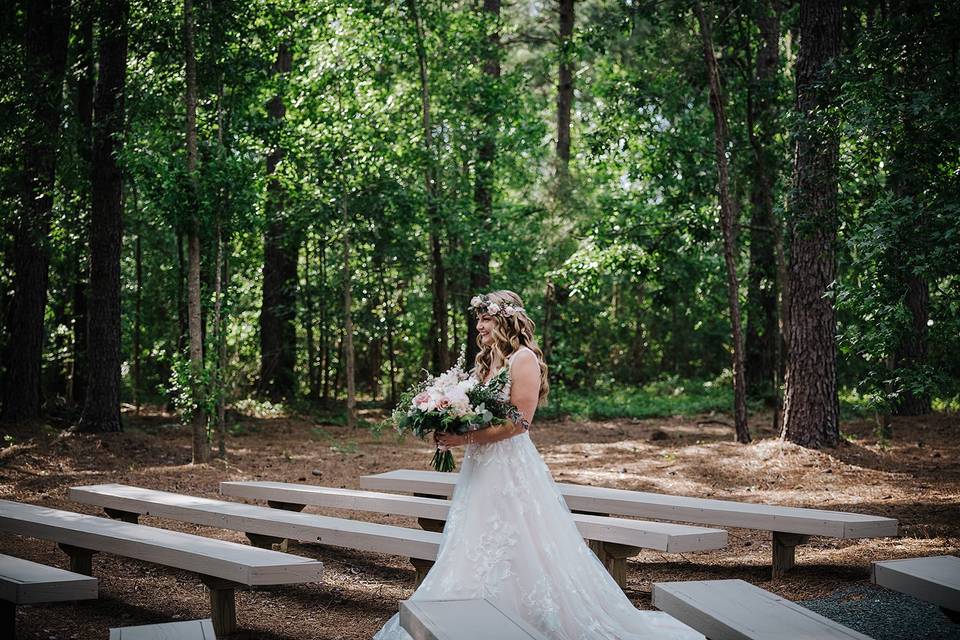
[474, 346, 532, 402]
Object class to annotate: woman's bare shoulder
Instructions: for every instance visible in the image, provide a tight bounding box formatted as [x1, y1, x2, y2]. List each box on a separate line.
[511, 345, 537, 361]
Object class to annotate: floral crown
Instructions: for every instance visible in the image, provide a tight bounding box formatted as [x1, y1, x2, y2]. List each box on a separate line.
[470, 294, 525, 318]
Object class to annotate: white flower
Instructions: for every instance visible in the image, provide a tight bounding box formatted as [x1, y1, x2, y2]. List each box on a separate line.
[503, 305, 517, 316]
[457, 378, 478, 392]
[470, 295, 483, 307]
[488, 303, 501, 314]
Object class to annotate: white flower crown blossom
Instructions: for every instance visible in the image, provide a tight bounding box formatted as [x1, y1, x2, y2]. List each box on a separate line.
[470, 295, 525, 318]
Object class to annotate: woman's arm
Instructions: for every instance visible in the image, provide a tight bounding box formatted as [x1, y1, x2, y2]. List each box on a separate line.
[436, 349, 540, 448]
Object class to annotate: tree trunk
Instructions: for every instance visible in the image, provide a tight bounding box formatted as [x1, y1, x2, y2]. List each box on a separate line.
[68, 5, 95, 408]
[134, 222, 142, 415]
[79, 0, 126, 434]
[342, 200, 356, 429]
[259, 41, 298, 400]
[176, 232, 187, 354]
[406, 0, 449, 373]
[212, 222, 227, 458]
[556, 0, 575, 182]
[183, 0, 209, 461]
[781, 0, 841, 449]
[465, 0, 500, 367]
[744, 0, 781, 405]
[773, 199, 790, 435]
[694, 2, 750, 444]
[304, 235, 317, 399]
[319, 238, 330, 403]
[889, 0, 933, 417]
[1, 0, 70, 422]
[212, 72, 229, 458]
[377, 263, 399, 406]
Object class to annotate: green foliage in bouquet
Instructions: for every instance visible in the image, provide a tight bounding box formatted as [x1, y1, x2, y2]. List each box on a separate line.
[387, 365, 517, 472]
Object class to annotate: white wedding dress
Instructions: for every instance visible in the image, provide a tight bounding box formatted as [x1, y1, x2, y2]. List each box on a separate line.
[373, 347, 701, 639]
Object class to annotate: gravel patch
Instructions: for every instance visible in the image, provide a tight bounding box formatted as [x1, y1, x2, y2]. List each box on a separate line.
[801, 583, 960, 640]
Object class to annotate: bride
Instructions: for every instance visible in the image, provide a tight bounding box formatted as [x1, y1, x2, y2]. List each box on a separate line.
[373, 290, 700, 639]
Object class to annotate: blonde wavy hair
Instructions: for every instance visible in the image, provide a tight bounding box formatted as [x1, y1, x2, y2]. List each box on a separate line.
[472, 290, 550, 403]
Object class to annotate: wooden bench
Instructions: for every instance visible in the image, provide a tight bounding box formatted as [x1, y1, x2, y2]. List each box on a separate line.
[399, 599, 553, 640]
[69, 483, 441, 586]
[361, 469, 898, 577]
[652, 579, 874, 639]
[219, 480, 727, 589]
[0, 499, 322, 636]
[1, 553, 98, 637]
[871, 555, 960, 622]
[110, 618, 216, 639]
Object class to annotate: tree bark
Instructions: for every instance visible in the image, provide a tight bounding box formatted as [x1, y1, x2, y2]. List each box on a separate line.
[466, 0, 500, 366]
[342, 198, 356, 429]
[212, 72, 229, 458]
[1, 0, 70, 422]
[176, 232, 187, 354]
[889, 0, 933, 417]
[377, 262, 399, 405]
[556, 0, 575, 181]
[212, 223, 227, 458]
[134, 219, 142, 415]
[744, 0, 781, 405]
[406, 0, 449, 373]
[68, 4, 95, 408]
[79, 0, 127, 433]
[259, 41, 298, 400]
[781, 0, 841, 448]
[319, 238, 330, 403]
[183, 0, 209, 461]
[694, 2, 750, 444]
[304, 235, 318, 399]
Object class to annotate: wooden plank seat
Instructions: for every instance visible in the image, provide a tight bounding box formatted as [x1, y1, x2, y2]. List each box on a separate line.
[110, 618, 216, 640]
[871, 555, 960, 622]
[399, 599, 554, 640]
[652, 579, 874, 640]
[360, 469, 899, 577]
[0, 499, 323, 636]
[1, 553, 98, 637]
[69, 484, 441, 587]
[219, 480, 728, 589]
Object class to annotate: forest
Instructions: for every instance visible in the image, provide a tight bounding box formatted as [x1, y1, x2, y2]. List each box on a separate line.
[2, 0, 958, 458]
[3, 2, 960, 639]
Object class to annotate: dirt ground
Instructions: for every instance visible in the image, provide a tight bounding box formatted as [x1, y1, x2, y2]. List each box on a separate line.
[1, 407, 958, 639]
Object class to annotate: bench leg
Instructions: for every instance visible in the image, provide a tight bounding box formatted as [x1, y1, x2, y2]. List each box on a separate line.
[410, 558, 434, 588]
[572, 510, 610, 570]
[942, 607, 960, 624]
[413, 492, 446, 500]
[245, 532, 287, 551]
[1, 600, 14, 639]
[772, 532, 809, 578]
[200, 575, 240, 636]
[264, 501, 305, 551]
[103, 507, 139, 524]
[266, 500, 305, 513]
[58, 544, 96, 576]
[597, 542, 640, 590]
[416, 517, 445, 533]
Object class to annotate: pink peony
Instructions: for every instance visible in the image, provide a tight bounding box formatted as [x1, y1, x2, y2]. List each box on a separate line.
[413, 392, 430, 407]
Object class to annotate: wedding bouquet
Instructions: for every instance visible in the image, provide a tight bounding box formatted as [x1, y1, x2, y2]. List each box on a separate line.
[388, 352, 521, 471]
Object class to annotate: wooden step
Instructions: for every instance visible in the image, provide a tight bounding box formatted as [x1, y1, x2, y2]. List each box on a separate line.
[109, 618, 216, 639]
[872, 555, 960, 616]
[0, 499, 322, 635]
[652, 579, 874, 640]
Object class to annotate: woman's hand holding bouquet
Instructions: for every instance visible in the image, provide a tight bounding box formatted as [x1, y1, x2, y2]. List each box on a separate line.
[387, 353, 520, 471]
